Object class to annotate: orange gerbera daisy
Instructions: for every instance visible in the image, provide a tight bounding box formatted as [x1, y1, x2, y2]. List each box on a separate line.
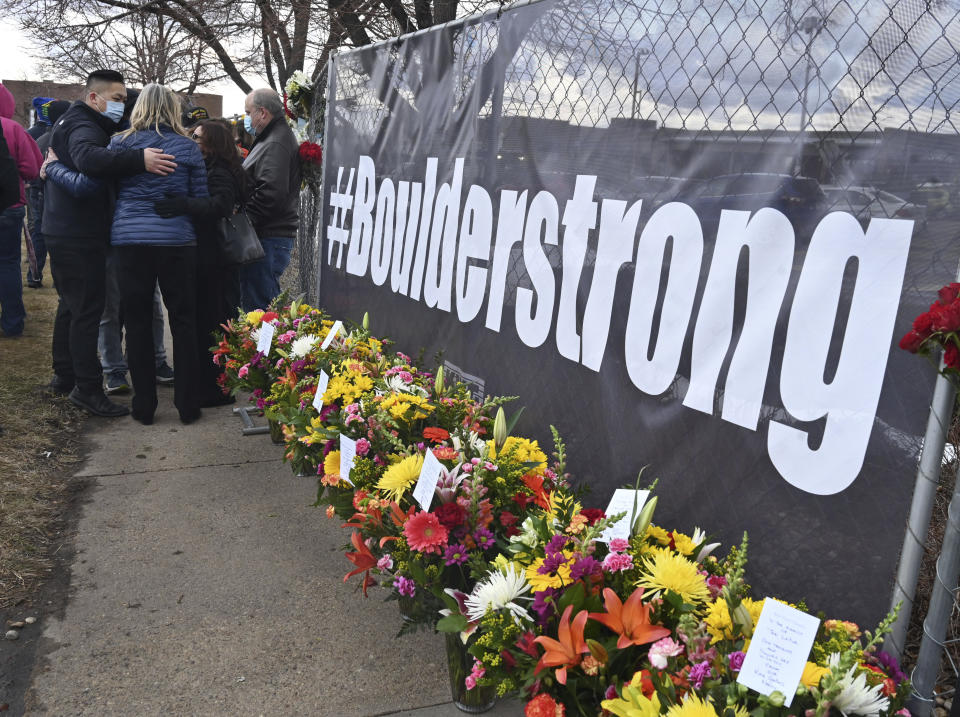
[403, 510, 449, 554]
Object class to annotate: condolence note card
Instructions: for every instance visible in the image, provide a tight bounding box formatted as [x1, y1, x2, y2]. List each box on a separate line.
[339, 434, 357, 486]
[256, 322, 275, 354]
[312, 370, 330, 411]
[412, 449, 443, 510]
[599, 489, 649, 543]
[321, 320, 343, 350]
[737, 599, 820, 706]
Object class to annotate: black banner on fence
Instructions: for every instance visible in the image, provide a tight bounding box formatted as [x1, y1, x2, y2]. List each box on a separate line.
[317, 0, 960, 626]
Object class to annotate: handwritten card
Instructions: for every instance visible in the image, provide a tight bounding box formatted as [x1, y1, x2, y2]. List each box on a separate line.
[737, 599, 820, 706]
[256, 321, 275, 355]
[339, 434, 357, 486]
[311, 370, 330, 412]
[599, 489, 649, 543]
[412, 449, 443, 510]
[321, 320, 344, 350]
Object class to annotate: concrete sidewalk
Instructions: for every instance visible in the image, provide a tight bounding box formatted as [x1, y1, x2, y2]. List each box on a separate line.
[18, 397, 523, 716]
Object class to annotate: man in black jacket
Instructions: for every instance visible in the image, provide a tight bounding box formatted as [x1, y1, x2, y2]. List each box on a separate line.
[240, 88, 300, 311]
[43, 69, 176, 417]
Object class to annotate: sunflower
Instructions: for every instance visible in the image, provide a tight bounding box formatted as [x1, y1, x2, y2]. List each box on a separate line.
[665, 694, 720, 717]
[636, 547, 711, 605]
[377, 454, 425, 502]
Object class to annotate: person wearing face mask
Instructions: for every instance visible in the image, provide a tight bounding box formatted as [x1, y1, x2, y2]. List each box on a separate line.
[239, 88, 300, 311]
[42, 69, 178, 418]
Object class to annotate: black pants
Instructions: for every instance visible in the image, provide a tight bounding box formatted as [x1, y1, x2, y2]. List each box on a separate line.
[196, 262, 240, 400]
[115, 245, 199, 419]
[46, 235, 107, 394]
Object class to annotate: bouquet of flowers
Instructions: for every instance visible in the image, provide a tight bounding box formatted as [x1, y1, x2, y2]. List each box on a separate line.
[436, 491, 910, 717]
[298, 141, 323, 190]
[899, 281, 960, 378]
[284, 70, 314, 122]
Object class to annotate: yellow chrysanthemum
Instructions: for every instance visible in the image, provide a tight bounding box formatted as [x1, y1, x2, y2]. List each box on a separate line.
[381, 393, 434, 422]
[602, 677, 662, 717]
[636, 547, 711, 605]
[377, 454, 424, 502]
[645, 524, 671, 546]
[325, 365, 374, 406]
[671, 531, 697, 556]
[487, 436, 547, 474]
[704, 597, 765, 644]
[245, 310, 264, 325]
[665, 694, 720, 717]
[525, 552, 573, 591]
[801, 661, 831, 688]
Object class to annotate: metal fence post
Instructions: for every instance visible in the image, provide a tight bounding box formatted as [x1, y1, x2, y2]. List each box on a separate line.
[886, 371, 956, 661]
[909, 451, 960, 716]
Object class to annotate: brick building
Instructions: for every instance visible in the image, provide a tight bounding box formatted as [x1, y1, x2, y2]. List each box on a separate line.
[0, 78, 222, 130]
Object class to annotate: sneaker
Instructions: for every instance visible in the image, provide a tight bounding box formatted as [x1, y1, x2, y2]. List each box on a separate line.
[68, 387, 130, 417]
[155, 361, 175, 385]
[104, 372, 130, 395]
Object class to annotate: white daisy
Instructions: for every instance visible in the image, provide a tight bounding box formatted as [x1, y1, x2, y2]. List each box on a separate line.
[290, 334, 319, 359]
[828, 653, 891, 716]
[380, 374, 428, 397]
[465, 564, 531, 623]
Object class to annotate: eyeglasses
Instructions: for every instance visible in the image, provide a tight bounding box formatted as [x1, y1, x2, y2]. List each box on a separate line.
[191, 134, 202, 141]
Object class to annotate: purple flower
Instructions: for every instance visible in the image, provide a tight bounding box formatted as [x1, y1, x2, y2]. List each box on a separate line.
[689, 661, 713, 689]
[604, 684, 619, 701]
[546, 534, 569, 554]
[473, 527, 495, 551]
[395, 575, 416, 597]
[728, 651, 746, 673]
[877, 650, 907, 684]
[538, 552, 567, 576]
[570, 555, 601, 581]
[444, 543, 469, 566]
[531, 588, 560, 626]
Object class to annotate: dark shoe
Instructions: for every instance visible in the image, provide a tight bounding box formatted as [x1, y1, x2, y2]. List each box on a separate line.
[155, 361, 175, 385]
[199, 393, 236, 408]
[179, 408, 202, 425]
[131, 408, 154, 426]
[68, 387, 130, 417]
[26, 278, 42, 288]
[104, 371, 130, 395]
[45, 375, 75, 397]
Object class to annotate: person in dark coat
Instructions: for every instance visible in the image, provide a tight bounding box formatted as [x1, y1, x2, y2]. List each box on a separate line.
[107, 83, 208, 425]
[25, 99, 70, 288]
[41, 69, 177, 417]
[155, 119, 247, 407]
[240, 88, 301, 311]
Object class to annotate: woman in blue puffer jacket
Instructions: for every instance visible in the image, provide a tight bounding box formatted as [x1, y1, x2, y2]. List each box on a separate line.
[109, 84, 208, 425]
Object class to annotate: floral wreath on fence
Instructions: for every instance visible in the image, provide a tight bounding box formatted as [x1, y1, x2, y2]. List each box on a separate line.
[213, 293, 913, 717]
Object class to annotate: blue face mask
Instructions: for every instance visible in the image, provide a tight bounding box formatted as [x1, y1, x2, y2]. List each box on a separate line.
[100, 97, 125, 124]
[243, 113, 255, 136]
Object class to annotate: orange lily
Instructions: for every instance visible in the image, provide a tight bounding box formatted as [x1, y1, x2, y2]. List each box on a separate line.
[533, 604, 590, 684]
[343, 531, 377, 597]
[589, 587, 671, 650]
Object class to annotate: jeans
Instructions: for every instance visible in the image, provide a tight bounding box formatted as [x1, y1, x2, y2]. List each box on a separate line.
[115, 245, 199, 419]
[0, 206, 27, 336]
[47, 235, 107, 393]
[239, 235, 293, 312]
[99, 250, 168, 375]
[25, 186, 45, 283]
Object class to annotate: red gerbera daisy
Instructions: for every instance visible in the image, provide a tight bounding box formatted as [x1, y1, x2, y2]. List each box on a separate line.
[403, 510, 449, 554]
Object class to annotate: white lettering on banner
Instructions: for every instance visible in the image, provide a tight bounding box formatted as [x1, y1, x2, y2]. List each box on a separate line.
[326, 157, 915, 495]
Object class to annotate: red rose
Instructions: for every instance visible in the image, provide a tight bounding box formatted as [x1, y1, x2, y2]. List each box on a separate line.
[579, 508, 605, 525]
[934, 302, 960, 332]
[433, 501, 466, 529]
[898, 331, 925, 353]
[939, 283, 960, 305]
[945, 343, 960, 369]
[913, 307, 937, 336]
[261, 311, 279, 323]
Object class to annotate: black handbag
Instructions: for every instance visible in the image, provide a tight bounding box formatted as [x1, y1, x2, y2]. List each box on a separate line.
[218, 207, 264, 265]
[0, 121, 20, 211]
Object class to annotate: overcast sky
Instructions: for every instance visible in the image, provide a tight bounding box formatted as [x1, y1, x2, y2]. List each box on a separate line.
[0, 17, 250, 117]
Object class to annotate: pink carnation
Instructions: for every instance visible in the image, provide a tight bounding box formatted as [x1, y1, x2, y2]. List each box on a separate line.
[602, 552, 634, 573]
[608, 538, 630, 553]
[238, 364, 249, 378]
[377, 554, 393, 571]
[356, 438, 371, 456]
[648, 637, 684, 669]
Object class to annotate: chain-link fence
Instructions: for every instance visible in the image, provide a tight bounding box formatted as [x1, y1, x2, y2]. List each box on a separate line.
[304, 0, 960, 707]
